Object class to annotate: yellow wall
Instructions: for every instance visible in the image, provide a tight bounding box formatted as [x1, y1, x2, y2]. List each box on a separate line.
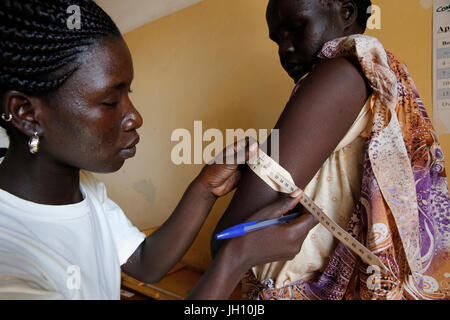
[95, 0, 440, 271]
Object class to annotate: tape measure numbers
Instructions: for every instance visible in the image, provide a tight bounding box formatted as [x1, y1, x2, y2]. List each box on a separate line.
[247, 150, 388, 273]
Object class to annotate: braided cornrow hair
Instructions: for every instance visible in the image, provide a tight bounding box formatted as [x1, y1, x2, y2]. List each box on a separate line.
[0, 0, 121, 133]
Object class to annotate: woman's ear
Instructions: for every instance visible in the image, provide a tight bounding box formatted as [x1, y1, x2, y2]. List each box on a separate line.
[2, 91, 44, 137]
[339, 0, 358, 30]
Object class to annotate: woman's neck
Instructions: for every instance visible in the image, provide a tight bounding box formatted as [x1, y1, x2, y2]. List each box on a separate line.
[0, 146, 83, 205]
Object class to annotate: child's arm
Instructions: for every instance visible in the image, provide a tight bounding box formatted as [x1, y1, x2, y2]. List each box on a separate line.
[121, 139, 258, 284]
[211, 57, 371, 257]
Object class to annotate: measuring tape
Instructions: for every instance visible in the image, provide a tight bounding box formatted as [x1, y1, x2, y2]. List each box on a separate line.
[247, 150, 388, 273]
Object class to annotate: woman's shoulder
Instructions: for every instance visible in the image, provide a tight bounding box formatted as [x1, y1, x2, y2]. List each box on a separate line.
[293, 56, 369, 105]
[80, 171, 108, 202]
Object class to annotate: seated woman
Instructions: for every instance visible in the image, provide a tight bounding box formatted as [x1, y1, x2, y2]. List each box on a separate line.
[0, 0, 317, 300]
[212, 0, 450, 300]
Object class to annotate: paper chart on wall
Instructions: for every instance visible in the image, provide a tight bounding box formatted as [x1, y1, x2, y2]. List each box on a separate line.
[433, 0, 450, 134]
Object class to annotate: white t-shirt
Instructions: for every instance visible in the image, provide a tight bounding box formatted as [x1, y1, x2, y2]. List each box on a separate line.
[0, 170, 146, 300]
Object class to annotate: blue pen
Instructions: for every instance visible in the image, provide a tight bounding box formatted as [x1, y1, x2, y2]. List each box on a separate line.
[215, 212, 302, 240]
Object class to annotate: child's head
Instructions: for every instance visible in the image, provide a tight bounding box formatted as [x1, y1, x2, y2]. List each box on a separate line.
[266, 0, 372, 82]
[0, 0, 143, 172]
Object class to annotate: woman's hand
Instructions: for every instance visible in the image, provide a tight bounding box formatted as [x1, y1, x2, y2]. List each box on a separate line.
[187, 190, 318, 299]
[196, 137, 259, 198]
[221, 190, 318, 272]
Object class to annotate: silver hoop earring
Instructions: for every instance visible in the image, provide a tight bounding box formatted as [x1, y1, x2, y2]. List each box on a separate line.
[1, 113, 12, 122]
[28, 132, 40, 155]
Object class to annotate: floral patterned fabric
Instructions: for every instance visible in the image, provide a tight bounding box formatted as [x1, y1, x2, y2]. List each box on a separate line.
[244, 35, 450, 300]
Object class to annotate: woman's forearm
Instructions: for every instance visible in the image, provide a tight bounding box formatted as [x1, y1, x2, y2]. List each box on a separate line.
[136, 177, 217, 283]
[186, 243, 247, 300]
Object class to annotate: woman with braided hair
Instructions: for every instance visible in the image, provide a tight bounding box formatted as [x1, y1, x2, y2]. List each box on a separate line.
[212, 0, 450, 300]
[0, 0, 319, 299]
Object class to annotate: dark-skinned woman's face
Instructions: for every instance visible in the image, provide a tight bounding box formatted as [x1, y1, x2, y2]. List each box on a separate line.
[37, 37, 143, 173]
[267, 0, 344, 83]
